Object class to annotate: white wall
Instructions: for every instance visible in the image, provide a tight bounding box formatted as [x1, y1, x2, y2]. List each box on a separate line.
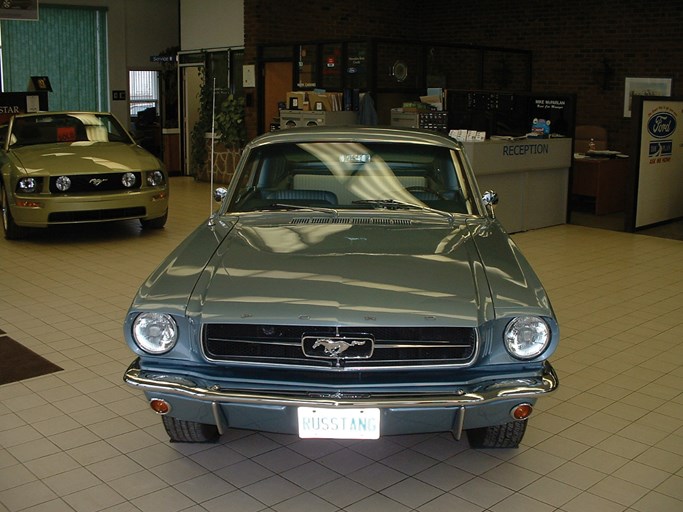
[41, 0, 179, 123]
[180, 0, 243, 50]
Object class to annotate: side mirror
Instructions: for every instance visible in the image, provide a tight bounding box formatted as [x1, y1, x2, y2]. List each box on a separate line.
[482, 190, 498, 218]
[209, 187, 229, 227]
[213, 187, 228, 203]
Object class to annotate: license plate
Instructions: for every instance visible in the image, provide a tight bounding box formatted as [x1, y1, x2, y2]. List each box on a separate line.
[297, 407, 380, 439]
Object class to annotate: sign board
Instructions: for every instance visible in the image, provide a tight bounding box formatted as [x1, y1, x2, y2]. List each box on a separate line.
[631, 96, 683, 229]
[0, 0, 38, 21]
[150, 55, 176, 63]
[0, 92, 48, 124]
[28, 76, 52, 92]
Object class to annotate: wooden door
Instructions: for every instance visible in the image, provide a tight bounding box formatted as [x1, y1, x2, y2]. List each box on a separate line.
[263, 61, 293, 133]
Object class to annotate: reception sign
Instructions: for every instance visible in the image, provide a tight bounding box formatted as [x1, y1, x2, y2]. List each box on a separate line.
[632, 97, 683, 229]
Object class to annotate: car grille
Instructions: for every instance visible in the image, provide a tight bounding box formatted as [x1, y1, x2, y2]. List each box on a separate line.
[48, 172, 142, 193]
[48, 207, 146, 223]
[203, 324, 477, 368]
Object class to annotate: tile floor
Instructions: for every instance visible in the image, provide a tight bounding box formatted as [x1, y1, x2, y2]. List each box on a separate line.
[1, 176, 681, 512]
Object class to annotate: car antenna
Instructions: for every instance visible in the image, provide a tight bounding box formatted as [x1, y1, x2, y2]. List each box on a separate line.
[209, 77, 217, 218]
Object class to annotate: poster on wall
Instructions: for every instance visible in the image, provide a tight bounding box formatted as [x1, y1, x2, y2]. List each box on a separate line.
[0, 0, 38, 21]
[633, 97, 683, 229]
[624, 77, 671, 117]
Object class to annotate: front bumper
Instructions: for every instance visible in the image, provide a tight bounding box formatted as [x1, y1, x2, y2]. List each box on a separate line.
[10, 188, 168, 227]
[124, 359, 559, 439]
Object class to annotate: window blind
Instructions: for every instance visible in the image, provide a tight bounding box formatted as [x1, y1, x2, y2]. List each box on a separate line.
[1, 5, 108, 111]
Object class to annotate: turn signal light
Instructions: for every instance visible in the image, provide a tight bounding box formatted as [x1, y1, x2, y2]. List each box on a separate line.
[149, 398, 171, 415]
[511, 403, 533, 420]
[15, 199, 42, 208]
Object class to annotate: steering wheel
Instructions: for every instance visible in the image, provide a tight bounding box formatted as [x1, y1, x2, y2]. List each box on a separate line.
[406, 186, 446, 200]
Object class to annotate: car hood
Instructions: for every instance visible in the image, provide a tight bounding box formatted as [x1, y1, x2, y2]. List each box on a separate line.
[135, 213, 547, 329]
[10, 142, 160, 174]
[188, 217, 485, 327]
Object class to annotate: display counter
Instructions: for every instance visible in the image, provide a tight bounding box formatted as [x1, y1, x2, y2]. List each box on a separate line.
[462, 137, 573, 233]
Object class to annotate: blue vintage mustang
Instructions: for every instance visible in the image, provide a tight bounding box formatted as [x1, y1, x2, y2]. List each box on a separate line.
[123, 126, 559, 448]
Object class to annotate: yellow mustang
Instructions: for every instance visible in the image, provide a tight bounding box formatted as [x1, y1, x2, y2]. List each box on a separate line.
[1, 111, 168, 239]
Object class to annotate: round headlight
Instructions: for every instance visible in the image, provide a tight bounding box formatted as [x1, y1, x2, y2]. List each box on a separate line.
[122, 172, 137, 188]
[18, 177, 37, 193]
[55, 176, 71, 192]
[504, 316, 550, 359]
[132, 312, 178, 354]
[147, 170, 165, 187]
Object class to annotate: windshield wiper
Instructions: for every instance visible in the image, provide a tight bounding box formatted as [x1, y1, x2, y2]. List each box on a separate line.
[261, 203, 339, 215]
[353, 199, 454, 224]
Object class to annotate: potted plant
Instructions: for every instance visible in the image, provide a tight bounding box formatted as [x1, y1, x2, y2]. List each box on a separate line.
[190, 66, 212, 179]
[213, 93, 246, 182]
[190, 70, 246, 183]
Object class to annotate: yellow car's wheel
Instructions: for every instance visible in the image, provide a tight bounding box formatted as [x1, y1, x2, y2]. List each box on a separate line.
[1, 184, 25, 240]
[140, 211, 167, 230]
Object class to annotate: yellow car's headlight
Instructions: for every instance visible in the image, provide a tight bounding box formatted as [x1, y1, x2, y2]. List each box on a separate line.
[147, 170, 165, 187]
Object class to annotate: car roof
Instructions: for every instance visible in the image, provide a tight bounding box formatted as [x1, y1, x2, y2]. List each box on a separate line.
[12, 111, 113, 119]
[246, 126, 464, 151]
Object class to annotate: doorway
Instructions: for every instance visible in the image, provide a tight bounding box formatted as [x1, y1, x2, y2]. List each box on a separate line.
[261, 61, 293, 133]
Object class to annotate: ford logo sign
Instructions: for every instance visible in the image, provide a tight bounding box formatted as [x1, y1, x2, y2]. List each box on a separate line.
[647, 112, 676, 139]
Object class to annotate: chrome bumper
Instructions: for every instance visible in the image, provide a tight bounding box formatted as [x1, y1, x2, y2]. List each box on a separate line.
[123, 359, 559, 409]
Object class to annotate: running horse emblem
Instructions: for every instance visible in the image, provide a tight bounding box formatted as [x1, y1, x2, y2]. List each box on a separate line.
[312, 338, 366, 357]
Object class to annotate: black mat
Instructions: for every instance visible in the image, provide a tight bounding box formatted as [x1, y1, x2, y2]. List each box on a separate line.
[0, 332, 63, 385]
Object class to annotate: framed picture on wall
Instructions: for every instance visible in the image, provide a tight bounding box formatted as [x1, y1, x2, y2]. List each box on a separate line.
[624, 77, 672, 117]
[0, 0, 38, 21]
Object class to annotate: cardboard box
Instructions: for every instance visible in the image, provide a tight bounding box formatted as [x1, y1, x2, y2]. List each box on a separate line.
[286, 91, 306, 110]
[308, 92, 333, 111]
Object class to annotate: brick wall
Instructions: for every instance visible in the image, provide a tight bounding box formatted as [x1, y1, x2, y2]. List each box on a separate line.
[244, 0, 682, 153]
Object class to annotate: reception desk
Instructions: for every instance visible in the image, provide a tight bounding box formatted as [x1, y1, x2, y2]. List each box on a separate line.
[462, 138, 573, 233]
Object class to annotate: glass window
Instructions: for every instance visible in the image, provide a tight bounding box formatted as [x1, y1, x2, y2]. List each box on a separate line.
[229, 141, 476, 216]
[129, 70, 159, 117]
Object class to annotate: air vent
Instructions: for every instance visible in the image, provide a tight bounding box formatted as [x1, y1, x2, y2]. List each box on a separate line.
[291, 217, 413, 226]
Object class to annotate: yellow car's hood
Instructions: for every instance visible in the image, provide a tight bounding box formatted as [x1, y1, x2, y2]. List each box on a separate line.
[10, 142, 160, 175]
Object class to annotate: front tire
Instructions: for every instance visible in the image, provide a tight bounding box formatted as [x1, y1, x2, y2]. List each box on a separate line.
[466, 420, 527, 449]
[140, 211, 167, 229]
[1, 184, 26, 240]
[161, 416, 219, 443]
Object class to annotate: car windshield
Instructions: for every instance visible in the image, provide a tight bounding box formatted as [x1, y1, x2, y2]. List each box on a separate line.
[228, 141, 479, 215]
[9, 113, 132, 147]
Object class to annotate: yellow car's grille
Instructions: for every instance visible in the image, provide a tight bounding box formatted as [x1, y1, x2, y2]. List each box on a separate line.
[48, 172, 142, 193]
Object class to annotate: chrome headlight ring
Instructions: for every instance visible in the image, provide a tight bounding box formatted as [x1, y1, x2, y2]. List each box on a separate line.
[132, 312, 178, 354]
[504, 316, 551, 360]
